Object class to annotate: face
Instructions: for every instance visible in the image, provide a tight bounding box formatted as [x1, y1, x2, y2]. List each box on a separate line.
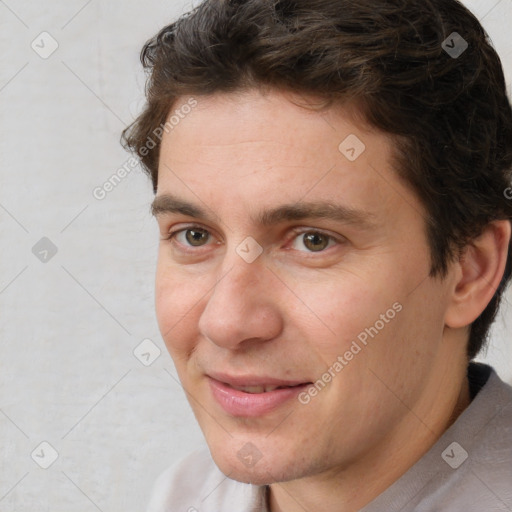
[153, 90, 457, 485]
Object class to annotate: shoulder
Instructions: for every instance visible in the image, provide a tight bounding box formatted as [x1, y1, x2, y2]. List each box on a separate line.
[146, 447, 265, 512]
[417, 367, 512, 509]
[364, 365, 512, 512]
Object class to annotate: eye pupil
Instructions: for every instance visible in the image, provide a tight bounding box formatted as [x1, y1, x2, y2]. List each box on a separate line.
[186, 229, 209, 246]
[303, 232, 329, 251]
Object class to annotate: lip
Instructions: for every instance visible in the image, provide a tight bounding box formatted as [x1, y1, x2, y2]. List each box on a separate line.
[208, 372, 309, 388]
[207, 373, 311, 417]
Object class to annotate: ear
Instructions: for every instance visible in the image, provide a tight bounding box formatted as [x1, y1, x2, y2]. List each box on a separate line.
[445, 220, 511, 329]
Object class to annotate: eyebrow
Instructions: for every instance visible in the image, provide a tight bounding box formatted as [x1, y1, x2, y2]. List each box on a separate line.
[151, 193, 377, 229]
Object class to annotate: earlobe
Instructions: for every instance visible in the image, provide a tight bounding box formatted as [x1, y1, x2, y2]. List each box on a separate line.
[445, 220, 511, 329]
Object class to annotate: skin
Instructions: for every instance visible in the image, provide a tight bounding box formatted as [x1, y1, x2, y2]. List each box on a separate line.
[152, 89, 510, 512]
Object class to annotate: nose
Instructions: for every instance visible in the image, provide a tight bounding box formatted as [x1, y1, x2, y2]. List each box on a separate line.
[198, 257, 283, 350]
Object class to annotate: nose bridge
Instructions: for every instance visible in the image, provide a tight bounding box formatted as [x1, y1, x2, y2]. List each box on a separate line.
[215, 257, 261, 309]
[198, 253, 282, 348]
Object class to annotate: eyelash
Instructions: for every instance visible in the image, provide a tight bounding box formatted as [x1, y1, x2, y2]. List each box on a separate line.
[163, 225, 342, 254]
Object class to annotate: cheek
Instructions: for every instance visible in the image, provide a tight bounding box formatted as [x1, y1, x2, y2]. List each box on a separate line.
[287, 272, 397, 355]
[154, 260, 207, 355]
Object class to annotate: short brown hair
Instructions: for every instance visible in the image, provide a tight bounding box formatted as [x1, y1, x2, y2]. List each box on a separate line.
[122, 0, 512, 359]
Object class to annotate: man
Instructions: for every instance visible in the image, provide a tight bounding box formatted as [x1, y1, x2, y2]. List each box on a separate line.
[122, 0, 512, 510]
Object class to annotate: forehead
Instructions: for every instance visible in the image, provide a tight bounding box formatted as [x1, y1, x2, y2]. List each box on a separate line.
[156, 90, 423, 229]
[166, 90, 375, 165]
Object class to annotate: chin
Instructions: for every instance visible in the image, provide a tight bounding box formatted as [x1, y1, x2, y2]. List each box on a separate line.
[208, 441, 307, 486]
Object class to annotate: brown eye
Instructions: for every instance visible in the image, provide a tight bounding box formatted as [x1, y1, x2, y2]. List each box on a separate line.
[301, 232, 331, 252]
[185, 228, 210, 246]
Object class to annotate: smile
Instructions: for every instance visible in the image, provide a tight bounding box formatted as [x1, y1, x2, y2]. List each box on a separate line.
[207, 374, 312, 417]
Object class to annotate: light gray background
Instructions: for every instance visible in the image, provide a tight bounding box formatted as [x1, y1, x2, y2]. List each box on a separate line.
[0, 1, 511, 511]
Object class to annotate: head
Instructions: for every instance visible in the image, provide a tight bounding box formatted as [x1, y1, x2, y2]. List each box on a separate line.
[123, 0, 512, 487]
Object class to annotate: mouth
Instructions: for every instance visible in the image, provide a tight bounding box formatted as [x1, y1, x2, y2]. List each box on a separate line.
[207, 373, 312, 417]
[226, 383, 307, 393]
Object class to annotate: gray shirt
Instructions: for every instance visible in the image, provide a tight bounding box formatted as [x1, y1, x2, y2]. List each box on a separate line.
[147, 363, 512, 511]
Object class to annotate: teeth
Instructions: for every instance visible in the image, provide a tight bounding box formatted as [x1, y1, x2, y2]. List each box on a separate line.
[231, 385, 281, 393]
